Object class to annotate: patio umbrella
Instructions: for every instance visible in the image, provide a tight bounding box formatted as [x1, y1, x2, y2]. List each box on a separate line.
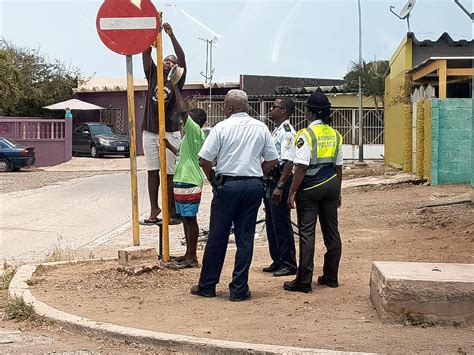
[43, 98, 104, 111]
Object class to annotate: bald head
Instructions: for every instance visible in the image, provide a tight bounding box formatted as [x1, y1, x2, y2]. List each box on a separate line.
[224, 89, 249, 118]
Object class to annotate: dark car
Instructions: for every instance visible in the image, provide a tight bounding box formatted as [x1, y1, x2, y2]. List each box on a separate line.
[0, 137, 36, 172]
[72, 123, 130, 158]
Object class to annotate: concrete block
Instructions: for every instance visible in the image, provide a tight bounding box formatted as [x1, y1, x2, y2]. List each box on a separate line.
[117, 246, 158, 266]
[370, 262, 474, 325]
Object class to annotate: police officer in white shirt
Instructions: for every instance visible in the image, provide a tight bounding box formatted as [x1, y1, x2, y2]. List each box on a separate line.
[262, 98, 297, 277]
[191, 89, 278, 302]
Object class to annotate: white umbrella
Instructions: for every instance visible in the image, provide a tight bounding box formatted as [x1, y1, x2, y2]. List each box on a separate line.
[43, 99, 104, 111]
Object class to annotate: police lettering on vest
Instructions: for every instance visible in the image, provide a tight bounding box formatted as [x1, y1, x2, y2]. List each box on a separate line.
[294, 122, 343, 190]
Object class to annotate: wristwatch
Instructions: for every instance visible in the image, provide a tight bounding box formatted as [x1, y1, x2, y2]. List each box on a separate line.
[276, 181, 284, 189]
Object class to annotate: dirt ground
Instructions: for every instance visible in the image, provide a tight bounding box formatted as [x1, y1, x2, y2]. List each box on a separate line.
[30, 183, 473, 353]
[0, 287, 177, 353]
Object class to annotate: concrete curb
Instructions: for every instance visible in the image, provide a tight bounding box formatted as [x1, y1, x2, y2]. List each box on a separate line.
[9, 262, 370, 355]
[342, 173, 418, 189]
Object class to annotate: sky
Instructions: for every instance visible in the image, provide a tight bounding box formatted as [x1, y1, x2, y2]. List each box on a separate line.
[0, 0, 472, 83]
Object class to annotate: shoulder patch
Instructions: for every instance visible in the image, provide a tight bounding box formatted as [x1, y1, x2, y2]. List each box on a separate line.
[283, 123, 291, 132]
[296, 137, 305, 149]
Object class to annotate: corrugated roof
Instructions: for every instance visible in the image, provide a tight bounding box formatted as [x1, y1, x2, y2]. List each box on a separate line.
[408, 32, 472, 47]
[275, 85, 348, 95]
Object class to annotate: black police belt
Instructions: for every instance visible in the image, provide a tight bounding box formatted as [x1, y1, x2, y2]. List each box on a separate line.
[212, 173, 262, 189]
[223, 175, 262, 181]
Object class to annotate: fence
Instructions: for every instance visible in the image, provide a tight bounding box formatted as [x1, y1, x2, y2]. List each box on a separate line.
[196, 98, 384, 146]
[100, 108, 126, 132]
[0, 117, 72, 167]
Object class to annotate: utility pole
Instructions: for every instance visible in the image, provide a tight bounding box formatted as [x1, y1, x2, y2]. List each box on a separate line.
[357, 0, 366, 165]
[453, 0, 474, 203]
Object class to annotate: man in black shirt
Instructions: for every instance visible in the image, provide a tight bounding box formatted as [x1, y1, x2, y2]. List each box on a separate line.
[141, 22, 186, 225]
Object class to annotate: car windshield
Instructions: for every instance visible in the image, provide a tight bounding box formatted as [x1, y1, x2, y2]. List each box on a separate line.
[89, 125, 122, 135]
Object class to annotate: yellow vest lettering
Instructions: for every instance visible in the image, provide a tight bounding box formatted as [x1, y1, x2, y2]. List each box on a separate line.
[295, 124, 342, 176]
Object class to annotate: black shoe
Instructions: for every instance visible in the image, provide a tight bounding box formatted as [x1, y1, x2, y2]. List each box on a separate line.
[273, 267, 297, 277]
[263, 263, 281, 273]
[317, 276, 339, 288]
[229, 289, 251, 302]
[283, 279, 311, 293]
[190, 285, 216, 298]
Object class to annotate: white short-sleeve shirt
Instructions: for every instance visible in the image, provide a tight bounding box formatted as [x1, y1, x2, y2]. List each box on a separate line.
[294, 120, 343, 166]
[199, 112, 278, 176]
[272, 119, 296, 161]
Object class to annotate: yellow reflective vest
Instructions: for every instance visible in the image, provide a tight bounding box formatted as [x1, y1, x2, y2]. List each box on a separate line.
[295, 124, 343, 176]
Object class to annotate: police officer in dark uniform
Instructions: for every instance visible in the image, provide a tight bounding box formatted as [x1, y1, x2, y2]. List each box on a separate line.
[262, 98, 297, 277]
[284, 92, 343, 293]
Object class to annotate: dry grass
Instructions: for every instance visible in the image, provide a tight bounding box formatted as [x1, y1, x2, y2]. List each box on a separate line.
[1, 262, 16, 290]
[43, 238, 75, 262]
[4, 296, 34, 320]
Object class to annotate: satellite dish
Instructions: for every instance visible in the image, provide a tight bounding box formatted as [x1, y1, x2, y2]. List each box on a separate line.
[211, 36, 219, 46]
[390, 0, 416, 32]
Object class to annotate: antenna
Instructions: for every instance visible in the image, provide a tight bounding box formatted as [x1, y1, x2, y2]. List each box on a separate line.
[198, 37, 218, 104]
[453, 0, 474, 20]
[390, 0, 416, 32]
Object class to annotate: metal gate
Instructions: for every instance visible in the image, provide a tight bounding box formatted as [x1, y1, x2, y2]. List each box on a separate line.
[197, 98, 384, 159]
[100, 108, 125, 132]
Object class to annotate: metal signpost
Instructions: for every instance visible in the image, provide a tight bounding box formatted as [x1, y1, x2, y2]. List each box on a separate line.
[96, 0, 163, 247]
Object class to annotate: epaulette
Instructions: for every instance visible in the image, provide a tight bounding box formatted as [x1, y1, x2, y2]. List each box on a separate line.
[283, 123, 291, 132]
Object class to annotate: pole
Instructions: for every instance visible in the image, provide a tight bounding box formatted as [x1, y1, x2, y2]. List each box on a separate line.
[209, 40, 213, 102]
[205, 40, 209, 83]
[156, 26, 170, 262]
[125, 55, 140, 246]
[357, 0, 364, 163]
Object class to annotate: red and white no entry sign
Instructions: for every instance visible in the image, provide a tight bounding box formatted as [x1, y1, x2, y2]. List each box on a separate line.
[96, 0, 161, 56]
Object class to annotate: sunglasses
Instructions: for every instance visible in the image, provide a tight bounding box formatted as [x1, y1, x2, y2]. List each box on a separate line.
[271, 105, 285, 110]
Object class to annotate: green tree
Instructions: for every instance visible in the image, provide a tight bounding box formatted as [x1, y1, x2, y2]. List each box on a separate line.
[0, 39, 80, 116]
[343, 60, 389, 109]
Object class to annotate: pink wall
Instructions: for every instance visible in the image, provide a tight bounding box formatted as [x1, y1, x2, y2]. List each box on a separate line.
[0, 117, 72, 167]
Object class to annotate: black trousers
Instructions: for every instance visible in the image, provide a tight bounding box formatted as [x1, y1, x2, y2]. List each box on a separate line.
[264, 181, 297, 270]
[295, 176, 342, 285]
[198, 178, 263, 299]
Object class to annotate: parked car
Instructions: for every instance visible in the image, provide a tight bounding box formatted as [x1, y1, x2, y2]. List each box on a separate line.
[72, 123, 130, 158]
[0, 137, 36, 172]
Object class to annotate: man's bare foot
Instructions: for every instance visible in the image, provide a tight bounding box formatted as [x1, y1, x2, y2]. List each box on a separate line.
[149, 207, 162, 220]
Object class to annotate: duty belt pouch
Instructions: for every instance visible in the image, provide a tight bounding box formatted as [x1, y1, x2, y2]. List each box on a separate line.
[212, 173, 224, 190]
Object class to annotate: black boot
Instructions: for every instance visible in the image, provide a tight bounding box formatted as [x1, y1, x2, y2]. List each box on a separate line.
[283, 279, 311, 293]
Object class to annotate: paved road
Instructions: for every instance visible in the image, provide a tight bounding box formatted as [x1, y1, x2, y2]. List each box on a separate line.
[0, 171, 151, 264]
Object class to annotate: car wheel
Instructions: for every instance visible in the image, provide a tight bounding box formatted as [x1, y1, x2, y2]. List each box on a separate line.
[124, 153, 130, 158]
[72, 150, 78, 157]
[90, 145, 101, 158]
[0, 159, 11, 172]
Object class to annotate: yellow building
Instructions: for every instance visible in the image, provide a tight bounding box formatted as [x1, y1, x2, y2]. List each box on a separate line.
[384, 32, 472, 170]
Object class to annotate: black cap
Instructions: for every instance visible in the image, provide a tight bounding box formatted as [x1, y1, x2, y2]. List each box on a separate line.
[304, 92, 331, 109]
